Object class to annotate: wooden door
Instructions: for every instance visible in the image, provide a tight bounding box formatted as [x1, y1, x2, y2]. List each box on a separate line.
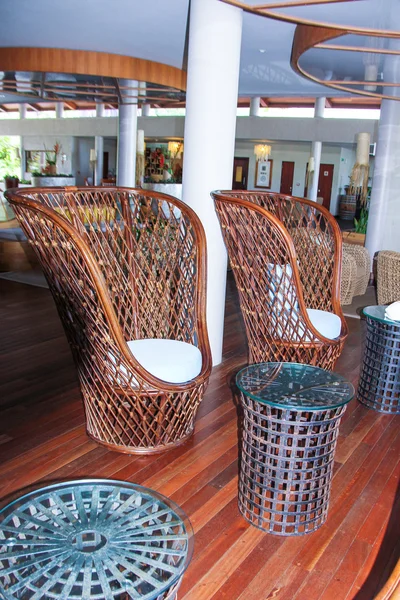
[103, 152, 109, 179]
[318, 164, 334, 210]
[280, 161, 295, 195]
[232, 157, 249, 190]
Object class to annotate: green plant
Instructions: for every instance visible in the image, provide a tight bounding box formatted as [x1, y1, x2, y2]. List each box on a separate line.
[354, 208, 369, 234]
[20, 178, 32, 184]
[0, 137, 20, 179]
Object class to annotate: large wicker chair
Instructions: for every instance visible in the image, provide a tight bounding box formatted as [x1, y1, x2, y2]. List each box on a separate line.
[6, 186, 212, 454]
[212, 190, 348, 370]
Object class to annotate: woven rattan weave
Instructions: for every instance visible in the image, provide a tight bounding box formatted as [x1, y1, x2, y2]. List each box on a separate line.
[5, 187, 212, 454]
[377, 250, 400, 305]
[341, 243, 370, 305]
[236, 363, 354, 536]
[212, 191, 348, 370]
[0, 479, 193, 599]
[357, 306, 400, 414]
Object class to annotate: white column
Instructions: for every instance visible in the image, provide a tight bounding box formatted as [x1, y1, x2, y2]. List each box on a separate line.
[250, 96, 260, 116]
[96, 103, 105, 118]
[94, 136, 104, 185]
[365, 30, 400, 259]
[117, 80, 138, 187]
[19, 103, 27, 119]
[142, 104, 151, 117]
[308, 96, 325, 202]
[20, 137, 25, 180]
[309, 141, 322, 202]
[182, 0, 242, 365]
[55, 102, 64, 119]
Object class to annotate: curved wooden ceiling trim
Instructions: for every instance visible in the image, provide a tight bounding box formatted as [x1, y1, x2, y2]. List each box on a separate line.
[291, 25, 400, 102]
[220, 0, 399, 38]
[0, 47, 187, 91]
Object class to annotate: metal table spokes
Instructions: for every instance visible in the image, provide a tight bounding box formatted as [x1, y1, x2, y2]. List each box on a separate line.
[0, 479, 194, 600]
[236, 362, 354, 536]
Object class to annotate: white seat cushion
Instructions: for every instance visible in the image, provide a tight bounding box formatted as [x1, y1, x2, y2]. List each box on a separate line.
[306, 308, 342, 340]
[126, 339, 202, 384]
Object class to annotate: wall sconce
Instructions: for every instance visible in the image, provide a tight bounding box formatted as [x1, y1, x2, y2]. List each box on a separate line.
[254, 144, 271, 161]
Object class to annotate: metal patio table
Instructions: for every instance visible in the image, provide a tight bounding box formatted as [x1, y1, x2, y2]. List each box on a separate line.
[236, 362, 354, 536]
[357, 305, 400, 414]
[0, 479, 193, 600]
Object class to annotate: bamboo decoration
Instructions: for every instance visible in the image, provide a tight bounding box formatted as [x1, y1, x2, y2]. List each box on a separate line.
[211, 190, 348, 370]
[349, 133, 371, 205]
[5, 186, 212, 454]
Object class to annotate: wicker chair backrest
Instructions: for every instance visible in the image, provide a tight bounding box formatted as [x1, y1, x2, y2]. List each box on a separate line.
[6, 187, 209, 390]
[218, 191, 341, 313]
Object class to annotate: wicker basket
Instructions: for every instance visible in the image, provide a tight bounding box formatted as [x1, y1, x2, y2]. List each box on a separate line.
[377, 250, 400, 305]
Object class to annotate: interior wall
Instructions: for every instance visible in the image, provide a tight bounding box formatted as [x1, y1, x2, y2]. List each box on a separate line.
[234, 140, 353, 214]
[21, 135, 74, 176]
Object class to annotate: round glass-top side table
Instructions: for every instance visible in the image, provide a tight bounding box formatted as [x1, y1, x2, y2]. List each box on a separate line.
[0, 479, 194, 600]
[236, 363, 354, 536]
[357, 305, 400, 414]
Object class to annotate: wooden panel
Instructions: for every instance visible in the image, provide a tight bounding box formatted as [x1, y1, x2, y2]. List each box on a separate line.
[0, 47, 186, 91]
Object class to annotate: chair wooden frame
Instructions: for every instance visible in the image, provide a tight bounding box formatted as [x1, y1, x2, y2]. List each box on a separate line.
[6, 186, 212, 454]
[212, 190, 348, 370]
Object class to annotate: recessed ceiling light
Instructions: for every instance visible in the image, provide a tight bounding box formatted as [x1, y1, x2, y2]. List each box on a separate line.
[259, 49, 266, 53]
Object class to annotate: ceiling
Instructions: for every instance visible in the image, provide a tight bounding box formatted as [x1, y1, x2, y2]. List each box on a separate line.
[0, 0, 397, 103]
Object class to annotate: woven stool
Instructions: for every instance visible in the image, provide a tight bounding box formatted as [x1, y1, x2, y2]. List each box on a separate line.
[357, 306, 400, 414]
[0, 479, 193, 600]
[236, 363, 354, 536]
[377, 250, 400, 305]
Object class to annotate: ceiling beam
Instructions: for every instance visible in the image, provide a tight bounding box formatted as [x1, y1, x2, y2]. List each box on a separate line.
[64, 101, 77, 110]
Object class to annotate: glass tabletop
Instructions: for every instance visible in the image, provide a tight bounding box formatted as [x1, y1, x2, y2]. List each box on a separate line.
[363, 305, 400, 325]
[236, 362, 354, 410]
[0, 479, 194, 600]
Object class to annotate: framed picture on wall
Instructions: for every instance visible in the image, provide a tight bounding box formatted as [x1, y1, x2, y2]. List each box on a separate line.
[255, 159, 273, 188]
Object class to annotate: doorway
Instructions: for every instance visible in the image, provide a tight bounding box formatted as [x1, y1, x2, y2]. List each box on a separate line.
[317, 164, 334, 210]
[103, 152, 109, 179]
[280, 161, 295, 195]
[232, 157, 249, 190]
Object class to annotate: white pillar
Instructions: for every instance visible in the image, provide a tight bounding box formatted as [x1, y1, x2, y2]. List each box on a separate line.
[94, 136, 104, 185]
[365, 30, 400, 259]
[182, 0, 242, 365]
[308, 96, 325, 202]
[19, 104, 27, 119]
[117, 80, 138, 187]
[250, 96, 260, 117]
[309, 141, 322, 202]
[142, 104, 151, 117]
[55, 102, 64, 119]
[96, 103, 105, 118]
[20, 137, 25, 180]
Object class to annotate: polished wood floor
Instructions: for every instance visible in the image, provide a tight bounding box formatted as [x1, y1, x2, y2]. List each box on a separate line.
[1, 275, 399, 600]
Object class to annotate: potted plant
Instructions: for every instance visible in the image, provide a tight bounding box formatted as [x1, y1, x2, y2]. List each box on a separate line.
[44, 142, 61, 175]
[4, 174, 19, 189]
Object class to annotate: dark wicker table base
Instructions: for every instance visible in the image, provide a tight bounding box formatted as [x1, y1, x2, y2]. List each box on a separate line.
[238, 396, 346, 536]
[358, 315, 400, 414]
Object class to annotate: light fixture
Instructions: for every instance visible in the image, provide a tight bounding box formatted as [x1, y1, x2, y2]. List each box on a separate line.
[254, 144, 271, 162]
[168, 141, 183, 157]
